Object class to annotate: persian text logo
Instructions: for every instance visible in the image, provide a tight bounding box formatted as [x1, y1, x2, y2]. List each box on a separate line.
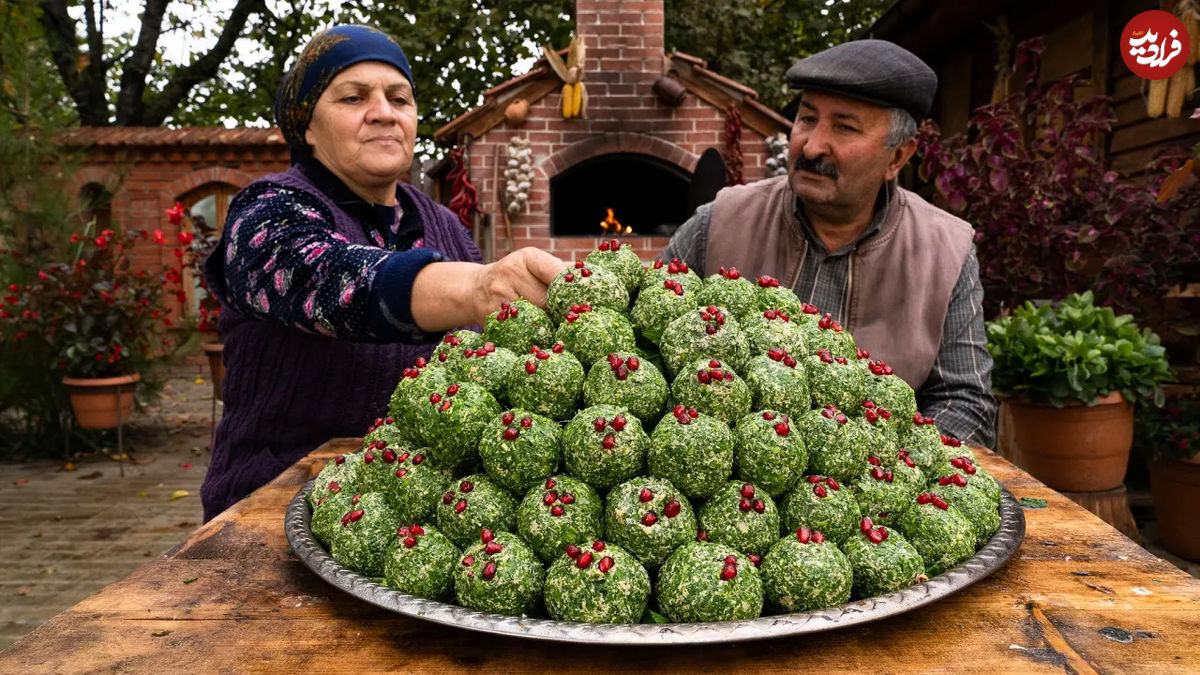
[1121, 10, 1189, 80]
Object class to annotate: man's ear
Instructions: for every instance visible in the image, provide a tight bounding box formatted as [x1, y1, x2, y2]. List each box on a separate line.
[884, 138, 918, 181]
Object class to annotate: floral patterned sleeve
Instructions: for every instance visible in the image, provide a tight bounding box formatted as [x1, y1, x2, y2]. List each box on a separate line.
[216, 182, 442, 343]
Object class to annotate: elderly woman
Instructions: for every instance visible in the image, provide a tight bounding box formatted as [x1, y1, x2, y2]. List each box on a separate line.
[202, 25, 561, 521]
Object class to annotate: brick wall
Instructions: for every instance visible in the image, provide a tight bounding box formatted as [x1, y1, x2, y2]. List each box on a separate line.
[464, 0, 776, 264]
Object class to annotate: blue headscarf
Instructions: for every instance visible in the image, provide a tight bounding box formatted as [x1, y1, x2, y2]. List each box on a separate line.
[275, 25, 415, 156]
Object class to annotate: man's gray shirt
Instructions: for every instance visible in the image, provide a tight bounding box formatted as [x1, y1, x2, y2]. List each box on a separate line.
[661, 192, 997, 447]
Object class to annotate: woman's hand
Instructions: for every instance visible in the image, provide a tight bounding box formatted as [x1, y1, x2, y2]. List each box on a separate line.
[410, 247, 564, 331]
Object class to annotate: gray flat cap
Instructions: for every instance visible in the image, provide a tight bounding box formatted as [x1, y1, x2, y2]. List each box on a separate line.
[785, 39, 937, 120]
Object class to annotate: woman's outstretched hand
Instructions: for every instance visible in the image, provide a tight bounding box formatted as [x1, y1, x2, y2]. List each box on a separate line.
[410, 247, 565, 331]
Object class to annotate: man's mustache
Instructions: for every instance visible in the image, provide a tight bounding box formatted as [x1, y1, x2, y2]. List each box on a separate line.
[794, 155, 838, 179]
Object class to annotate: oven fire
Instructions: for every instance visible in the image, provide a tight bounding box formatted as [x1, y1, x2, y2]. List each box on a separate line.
[599, 207, 632, 235]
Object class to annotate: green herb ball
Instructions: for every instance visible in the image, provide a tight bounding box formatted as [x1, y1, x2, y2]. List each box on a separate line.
[507, 343, 584, 421]
[435, 474, 518, 550]
[860, 360, 918, 425]
[733, 410, 807, 497]
[415, 382, 500, 470]
[670, 358, 753, 424]
[604, 477, 697, 569]
[656, 541, 763, 622]
[362, 419, 412, 451]
[387, 360, 450, 438]
[751, 276, 805, 318]
[311, 490, 356, 547]
[850, 406, 901, 460]
[895, 493, 977, 576]
[382, 523, 460, 600]
[696, 267, 758, 321]
[641, 257, 703, 293]
[561, 405, 648, 489]
[851, 455, 925, 522]
[841, 518, 924, 598]
[326, 492, 401, 576]
[554, 305, 637, 368]
[742, 351, 811, 421]
[806, 351, 869, 412]
[454, 530, 544, 616]
[477, 410, 561, 497]
[779, 475, 861, 544]
[632, 278, 698, 345]
[583, 352, 669, 423]
[359, 446, 450, 523]
[761, 527, 853, 612]
[660, 306, 750, 376]
[483, 298, 554, 355]
[697, 481, 780, 556]
[308, 451, 365, 508]
[929, 446, 1001, 505]
[585, 239, 644, 293]
[647, 407, 734, 499]
[517, 474, 604, 564]
[901, 414, 948, 471]
[431, 330, 484, 370]
[800, 313, 857, 357]
[930, 472, 1002, 547]
[741, 309, 808, 357]
[452, 343, 518, 401]
[798, 405, 867, 481]
[544, 539, 651, 623]
[547, 262, 629, 324]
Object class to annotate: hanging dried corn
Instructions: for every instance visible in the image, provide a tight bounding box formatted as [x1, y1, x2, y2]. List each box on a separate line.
[1168, 0, 1200, 117]
[544, 37, 588, 120]
[446, 145, 480, 231]
[723, 105, 745, 186]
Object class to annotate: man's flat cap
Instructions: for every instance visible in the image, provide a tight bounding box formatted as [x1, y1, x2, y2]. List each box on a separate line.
[785, 39, 937, 120]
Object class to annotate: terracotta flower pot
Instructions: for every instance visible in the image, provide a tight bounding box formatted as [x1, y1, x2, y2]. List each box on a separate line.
[1002, 392, 1134, 492]
[62, 373, 141, 430]
[1148, 456, 1200, 562]
[203, 342, 224, 402]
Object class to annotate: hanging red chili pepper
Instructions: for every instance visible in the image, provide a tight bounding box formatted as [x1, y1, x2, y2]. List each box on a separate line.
[446, 145, 480, 230]
[723, 105, 745, 186]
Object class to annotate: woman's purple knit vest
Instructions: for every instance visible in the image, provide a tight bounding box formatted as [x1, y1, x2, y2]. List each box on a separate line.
[201, 164, 481, 521]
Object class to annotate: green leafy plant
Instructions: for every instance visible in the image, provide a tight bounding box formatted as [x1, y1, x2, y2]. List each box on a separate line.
[1136, 395, 1200, 462]
[986, 291, 1173, 407]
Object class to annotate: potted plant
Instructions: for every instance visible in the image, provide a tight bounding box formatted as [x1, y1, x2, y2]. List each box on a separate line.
[1, 222, 183, 429]
[986, 292, 1174, 491]
[1136, 395, 1200, 562]
[176, 202, 224, 398]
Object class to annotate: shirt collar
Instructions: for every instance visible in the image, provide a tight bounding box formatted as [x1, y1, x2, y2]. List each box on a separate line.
[794, 180, 895, 255]
[297, 154, 400, 230]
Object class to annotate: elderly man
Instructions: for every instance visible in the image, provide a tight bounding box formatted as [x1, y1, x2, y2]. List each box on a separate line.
[662, 39, 996, 446]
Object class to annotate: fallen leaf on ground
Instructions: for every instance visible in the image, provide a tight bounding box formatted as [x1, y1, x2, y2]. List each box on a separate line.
[169, 489, 189, 501]
[180, 463, 192, 469]
[151, 630, 172, 637]
[1019, 497, 1049, 509]
[61, 462, 75, 471]
[42, 567, 54, 575]
[13, 478, 28, 486]
[138, 491, 149, 498]
[194, 377, 205, 385]
[182, 577, 198, 584]
[77, 471, 103, 480]
[16, 585, 33, 596]
[109, 452, 128, 461]
[177, 521, 196, 528]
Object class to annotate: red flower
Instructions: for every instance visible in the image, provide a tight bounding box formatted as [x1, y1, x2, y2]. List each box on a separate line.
[178, 231, 195, 245]
[166, 202, 185, 225]
[152, 230, 166, 245]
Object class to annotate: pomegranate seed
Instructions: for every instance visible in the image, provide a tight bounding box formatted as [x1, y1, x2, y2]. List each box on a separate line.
[564, 273, 575, 282]
[397, 452, 410, 462]
[442, 491, 454, 504]
[552, 343, 564, 354]
[952, 473, 968, 487]
[525, 361, 537, 374]
[502, 427, 519, 441]
[861, 517, 874, 532]
[774, 422, 790, 436]
[813, 531, 827, 544]
[438, 353, 448, 362]
[536, 351, 550, 360]
[697, 370, 711, 384]
[916, 492, 933, 505]
[454, 499, 467, 514]
[865, 409, 879, 423]
[783, 356, 797, 367]
[502, 412, 515, 425]
[748, 554, 762, 567]
[382, 449, 397, 463]
[797, 526, 811, 543]
[462, 555, 474, 566]
[598, 556, 615, 573]
[720, 565, 737, 581]
[559, 493, 575, 504]
[752, 499, 765, 513]
[576, 552, 593, 569]
[574, 260, 584, 269]
[700, 312, 711, 322]
[593, 417, 607, 432]
[482, 561, 497, 580]
[395, 468, 407, 478]
[460, 481, 474, 492]
[696, 529, 709, 541]
[762, 412, 776, 421]
[639, 488, 654, 502]
[412, 454, 424, 465]
[348, 509, 364, 523]
[485, 541, 503, 555]
[688, 408, 699, 418]
[932, 496, 949, 510]
[446, 383, 460, 396]
[627, 357, 640, 371]
[440, 400, 452, 412]
[404, 536, 417, 548]
[827, 478, 840, 490]
[334, 455, 345, 466]
[565, 311, 578, 323]
[705, 325, 717, 335]
[551, 505, 565, 517]
[884, 470, 894, 483]
[813, 484, 828, 498]
[601, 434, 616, 450]
[866, 529, 884, 544]
[328, 480, 342, 493]
[738, 499, 751, 512]
[612, 415, 627, 431]
[664, 500, 681, 517]
[740, 483, 755, 498]
[480, 528, 495, 543]
[592, 541, 606, 551]
[868, 456, 881, 466]
[878, 528, 890, 542]
[520, 417, 533, 428]
[545, 478, 557, 489]
[364, 451, 375, 464]
[410, 524, 424, 535]
[543, 492, 557, 506]
[641, 512, 657, 526]
[614, 365, 629, 380]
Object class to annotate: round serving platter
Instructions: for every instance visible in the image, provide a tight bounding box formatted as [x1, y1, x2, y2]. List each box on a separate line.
[285, 479, 1025, 645]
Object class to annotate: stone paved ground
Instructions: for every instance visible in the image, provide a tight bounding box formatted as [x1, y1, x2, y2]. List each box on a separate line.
[0, 376, 215, 650]
[0, 375, 1197, 651]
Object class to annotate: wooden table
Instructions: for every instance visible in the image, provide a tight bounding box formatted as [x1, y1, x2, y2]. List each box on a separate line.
[3, 440, 1198, 673]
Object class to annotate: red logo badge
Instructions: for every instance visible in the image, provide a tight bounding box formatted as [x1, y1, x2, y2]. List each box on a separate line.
[1121, 10, 1190, 80]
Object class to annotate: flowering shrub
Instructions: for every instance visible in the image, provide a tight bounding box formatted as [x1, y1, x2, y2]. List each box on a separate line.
[176, 203, 222, 336]
[0, 222, 188, 378]
[1136, 395, 1200, 462]
[916, 38, 1200, 319]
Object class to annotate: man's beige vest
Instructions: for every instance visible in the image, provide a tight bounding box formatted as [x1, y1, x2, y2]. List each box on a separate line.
[706, 175, 974, 389]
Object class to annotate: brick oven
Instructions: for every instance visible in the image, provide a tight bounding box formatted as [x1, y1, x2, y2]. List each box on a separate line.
[433, 0, 791, 264]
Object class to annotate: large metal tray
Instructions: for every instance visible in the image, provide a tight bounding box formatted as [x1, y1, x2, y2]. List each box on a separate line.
[285, 479, 1025, 645]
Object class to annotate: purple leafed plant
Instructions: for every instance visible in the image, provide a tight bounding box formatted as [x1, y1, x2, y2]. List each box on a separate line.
[917, 38, 1200, 320]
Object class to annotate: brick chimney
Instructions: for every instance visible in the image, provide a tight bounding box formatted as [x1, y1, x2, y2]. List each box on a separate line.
[576, 0, 666, 95]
